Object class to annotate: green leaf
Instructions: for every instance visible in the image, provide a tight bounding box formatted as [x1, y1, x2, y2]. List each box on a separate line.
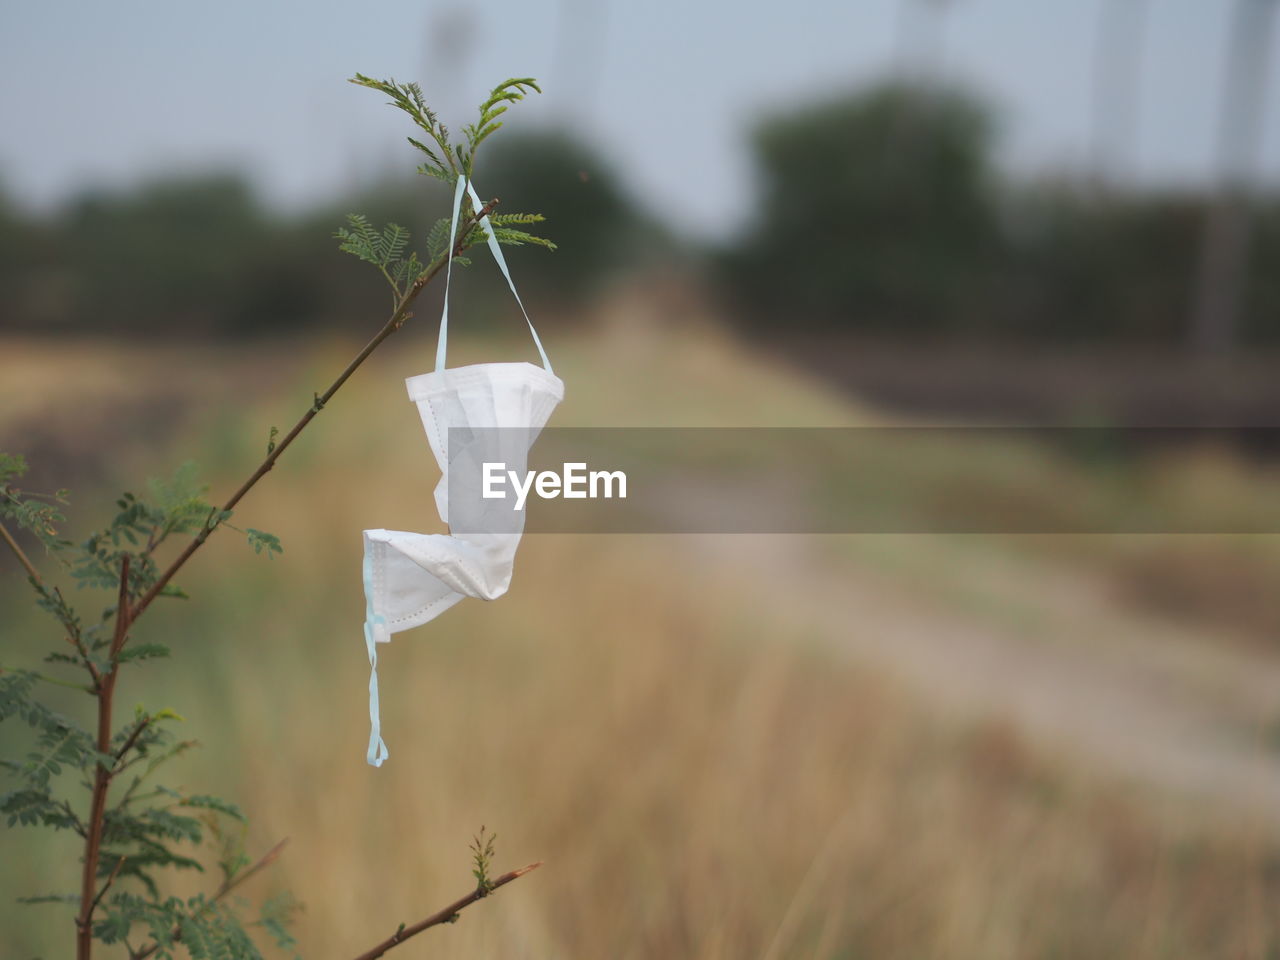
[418, 162, 453, 183]
[255, 892, 303, 952]
[179, 794, 245, 822]
[136, 807, 204, 843]
[17, 893, 80, 906]
[245, 529, 282, 557]
[426, 217, 453, 262]
[377, 222, 410, 266]
[116, 643, 171, 664]
[335, 213, 382, 266]
[407, 135, 445, 168]
[490, 212, 546, 226]
[2, 789, 82, 830]
[0, 451, 29, 484]
[493, 227, 557, 251]
[0, 668, 39, 721]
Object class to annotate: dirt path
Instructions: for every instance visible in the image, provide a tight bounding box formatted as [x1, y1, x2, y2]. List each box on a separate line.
[562, 319, 1280, 831]
[694, 533, 1280, 829]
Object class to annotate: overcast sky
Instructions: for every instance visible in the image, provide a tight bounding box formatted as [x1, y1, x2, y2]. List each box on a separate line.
[2, 0, 1277, 236]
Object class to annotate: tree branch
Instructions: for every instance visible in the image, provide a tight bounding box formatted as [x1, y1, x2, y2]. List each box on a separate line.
[62, 177, 505, 960]
[112, 715, 152, 768]
[350, 861, 542, 960]
[60, 799, 88, 839]
[89, 856, 127, 916]
[127, 197, 501, 629]
[108, 558, 132, 660]
[76, 556, 132, 960]
[2, 521, 102, 687]
[0, 519, 42, 584]
[0, 666, 94, 694]
[130, 839, 289, 960]
[214, 836, 290, 901]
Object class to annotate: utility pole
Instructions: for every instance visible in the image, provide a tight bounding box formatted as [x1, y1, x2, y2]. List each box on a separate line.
[552, 0, 611, 129]
[1091, 0, 1149, 188]
[424, 7, 477, 120]
[1190, 0, 1278, 354]
[894, 0, 956, 89]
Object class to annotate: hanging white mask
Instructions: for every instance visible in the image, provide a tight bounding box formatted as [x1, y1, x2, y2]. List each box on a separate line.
[361, 175, 563, 767]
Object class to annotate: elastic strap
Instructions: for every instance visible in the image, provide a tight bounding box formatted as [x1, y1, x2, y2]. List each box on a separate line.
[434, 174, 467, 374]
[365, 619, 389, 767]
[363, 546, 389, 767]
[435, 174, 553, 374]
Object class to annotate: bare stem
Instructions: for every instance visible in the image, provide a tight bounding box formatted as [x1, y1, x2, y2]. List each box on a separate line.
[350, 861, 543, 960]
[214, 837, 289, 900]
[127, 197, 500, 628]
[89, 857, 127, 916]
[112, 716, 152, 767]
[0, 519, 42, 584]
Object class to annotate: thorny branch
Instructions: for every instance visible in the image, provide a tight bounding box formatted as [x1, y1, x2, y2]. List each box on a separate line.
[55, 193, 505, 960]
[350, 861, 543, 960]
[128, 196, 500, 627]
[0, 518, 42, 584]
[2, 511, 101, 688]
[88, 857, 127, 917]
[130, 839, 290, 960]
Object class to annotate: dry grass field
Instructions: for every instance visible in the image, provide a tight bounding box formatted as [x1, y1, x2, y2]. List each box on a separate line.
[3, 316, 1280, 958]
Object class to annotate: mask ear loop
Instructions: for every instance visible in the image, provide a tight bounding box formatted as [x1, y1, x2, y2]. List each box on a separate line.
[463, 178, 554, 374]
[434, 174, 555, 375]
[363, 546, 389, 767]
[365, 619, 389, 767]
[434, 174, 470, 374]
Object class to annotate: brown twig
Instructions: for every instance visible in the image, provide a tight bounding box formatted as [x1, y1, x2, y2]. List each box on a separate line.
[127, 197, 500, 629]
[88, 857, 127, 917]
[130, 839, 289, 960]
[60, 584, 103, 690]
[0, 519, 42, 584]
[2, 514, 102, 686]
[112, 716, 152, 767]
[350, 861, 543, 960]
[108, 559, 132, 661]
[214, 836, 290, 900]
[77, 556, 132, 959]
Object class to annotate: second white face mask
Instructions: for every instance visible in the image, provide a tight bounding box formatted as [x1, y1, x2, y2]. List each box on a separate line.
[361, 175, 563, 767]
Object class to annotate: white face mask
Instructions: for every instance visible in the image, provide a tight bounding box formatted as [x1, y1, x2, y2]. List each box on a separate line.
[361, 175, 563, 767]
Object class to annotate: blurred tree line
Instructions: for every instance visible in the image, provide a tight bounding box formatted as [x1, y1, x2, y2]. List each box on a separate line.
[722, 83, 1280, 345]
[2, 82, 1277, 346]
[0, 132, 649, 338]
